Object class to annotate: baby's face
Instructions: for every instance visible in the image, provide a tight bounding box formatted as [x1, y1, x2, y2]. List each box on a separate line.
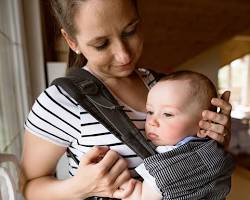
[145, 79, 203, 146]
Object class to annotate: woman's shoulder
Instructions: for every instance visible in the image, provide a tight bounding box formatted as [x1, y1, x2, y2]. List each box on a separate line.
[24, 85, 81, 147]
[30, 84, 81, 132]
[37, 85, 78, 108]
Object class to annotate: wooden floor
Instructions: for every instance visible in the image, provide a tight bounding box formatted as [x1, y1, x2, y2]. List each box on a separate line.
[227, 165, 250, 200]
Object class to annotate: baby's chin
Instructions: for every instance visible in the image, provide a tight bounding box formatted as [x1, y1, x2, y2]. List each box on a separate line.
[151, 140, 175, 146]
[146, 133, 180, 146]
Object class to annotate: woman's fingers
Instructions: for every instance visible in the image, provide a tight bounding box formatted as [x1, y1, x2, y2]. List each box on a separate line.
[98, 155, 131, 190]
[108, 157, 128, 182]
[199, 91, 232, 147]
[199, 120, 226, 134]
[113, 168, 131, 189]
[211, 97, 232, 116]
[198, 130, 225, 144]
[79, 146, 109, 165]
[201, 111, 229, 126]
[220, 91, 231, 103]
[198, 125, 230, 146]
[97, 149, 120, 172]
[77, 147, 130, 198]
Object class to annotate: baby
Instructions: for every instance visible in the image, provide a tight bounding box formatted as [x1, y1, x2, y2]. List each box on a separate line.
[115, 70, 235, 200]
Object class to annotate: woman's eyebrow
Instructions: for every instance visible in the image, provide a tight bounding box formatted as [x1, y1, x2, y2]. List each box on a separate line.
[87, 18, 140, 46]
[87, 36, 107, 46]
[125, 18, 140, 28]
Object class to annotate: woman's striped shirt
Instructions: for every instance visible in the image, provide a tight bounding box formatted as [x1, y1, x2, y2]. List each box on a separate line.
[24, 68, 158, 177]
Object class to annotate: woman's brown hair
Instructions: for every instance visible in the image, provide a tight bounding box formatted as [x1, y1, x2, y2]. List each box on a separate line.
[50, 0, 87, 71]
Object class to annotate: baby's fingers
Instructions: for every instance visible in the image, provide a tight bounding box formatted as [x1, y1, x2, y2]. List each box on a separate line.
[113, 179, 136, 199]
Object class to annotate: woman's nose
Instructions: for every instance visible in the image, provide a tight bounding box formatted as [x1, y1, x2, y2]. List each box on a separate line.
[113, 41, 131, 65]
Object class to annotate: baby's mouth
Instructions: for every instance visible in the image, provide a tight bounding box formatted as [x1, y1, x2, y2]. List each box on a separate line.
[146, 132, 159, 140]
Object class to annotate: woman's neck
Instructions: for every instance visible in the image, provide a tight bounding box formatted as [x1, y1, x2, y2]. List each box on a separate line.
[84, 65, 148, 112]
[84, 65, 136, 88]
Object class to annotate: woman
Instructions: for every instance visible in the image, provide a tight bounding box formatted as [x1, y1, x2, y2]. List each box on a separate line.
[20, 0, 232, 199]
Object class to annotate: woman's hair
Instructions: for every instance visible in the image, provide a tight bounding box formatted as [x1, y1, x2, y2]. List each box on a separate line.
[50, 0, 87, 70]
[50, 0, 138, 71]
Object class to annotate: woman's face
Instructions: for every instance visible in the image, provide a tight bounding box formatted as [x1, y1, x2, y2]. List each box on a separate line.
[73, 0, 143, 79]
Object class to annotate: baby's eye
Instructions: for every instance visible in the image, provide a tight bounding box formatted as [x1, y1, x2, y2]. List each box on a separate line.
[163, 113, 173, 117]
[147, 111, 153, 115]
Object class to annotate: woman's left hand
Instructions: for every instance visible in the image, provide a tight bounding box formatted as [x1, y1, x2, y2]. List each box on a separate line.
[198, 91, 232, 147]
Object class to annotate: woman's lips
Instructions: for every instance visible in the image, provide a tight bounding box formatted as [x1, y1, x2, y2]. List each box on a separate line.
[146, 132, 159, 140]
[116, 60, 133, 70]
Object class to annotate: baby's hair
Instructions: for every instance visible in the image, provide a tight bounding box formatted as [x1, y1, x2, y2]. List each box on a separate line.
[159, 70, 218, 112]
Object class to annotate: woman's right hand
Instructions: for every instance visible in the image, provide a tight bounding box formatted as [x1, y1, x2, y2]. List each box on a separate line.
[72, 146, 131, 199]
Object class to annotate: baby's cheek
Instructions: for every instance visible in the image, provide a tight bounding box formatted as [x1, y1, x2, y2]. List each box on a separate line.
[161, 123, 183, 141]
[167, 121, 195, 137]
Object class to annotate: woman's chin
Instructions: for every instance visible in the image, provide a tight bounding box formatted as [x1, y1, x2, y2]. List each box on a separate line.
[115, 67, 135, 77]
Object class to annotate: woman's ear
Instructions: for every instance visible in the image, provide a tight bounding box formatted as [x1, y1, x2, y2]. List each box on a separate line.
[61, 29, 78, 52]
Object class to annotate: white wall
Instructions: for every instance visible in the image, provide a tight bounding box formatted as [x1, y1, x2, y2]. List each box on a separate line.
[177, 38, 250, 88]
[176, 44, 221, 86]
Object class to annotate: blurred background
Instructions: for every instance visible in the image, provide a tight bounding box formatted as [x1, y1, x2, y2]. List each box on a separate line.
[0, 0, 250, 199]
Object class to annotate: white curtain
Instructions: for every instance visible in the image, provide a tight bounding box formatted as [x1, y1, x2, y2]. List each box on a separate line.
[0, 0, 30, 159]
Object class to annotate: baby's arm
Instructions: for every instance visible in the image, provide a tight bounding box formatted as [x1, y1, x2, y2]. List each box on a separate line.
[141, 181, 162, 200]
[113, 179, 162, 200]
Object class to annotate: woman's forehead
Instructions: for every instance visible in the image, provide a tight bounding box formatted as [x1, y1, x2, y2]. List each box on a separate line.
[73, 0, 138, 36]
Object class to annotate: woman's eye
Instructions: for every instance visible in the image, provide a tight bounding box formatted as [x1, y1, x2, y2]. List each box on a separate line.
[94, 40, 109, 51]
[163, 113, 173, 117]
[122, 25, 137, 38]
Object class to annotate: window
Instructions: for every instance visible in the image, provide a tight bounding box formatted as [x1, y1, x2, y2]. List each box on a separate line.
[218, 54, 250, 117]
[219, 55, 250, 158]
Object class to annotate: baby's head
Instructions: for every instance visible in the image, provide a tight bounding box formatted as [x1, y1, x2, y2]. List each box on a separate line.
[145, 70, 217, 146]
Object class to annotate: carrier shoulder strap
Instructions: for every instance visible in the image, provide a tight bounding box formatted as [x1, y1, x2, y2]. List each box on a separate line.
[51, 68, 157, 160]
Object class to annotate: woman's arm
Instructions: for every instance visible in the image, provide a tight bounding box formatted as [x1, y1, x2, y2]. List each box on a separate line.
[20, 131, 76, 200]
[20, 131, 131, 200]
[198, 91, 231, 146]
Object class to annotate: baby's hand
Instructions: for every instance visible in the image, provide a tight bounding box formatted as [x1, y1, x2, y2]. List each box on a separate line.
[113, 178, 136, 199]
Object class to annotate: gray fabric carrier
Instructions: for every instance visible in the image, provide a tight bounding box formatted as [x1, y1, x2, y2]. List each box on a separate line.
[144, 138, 235, 200]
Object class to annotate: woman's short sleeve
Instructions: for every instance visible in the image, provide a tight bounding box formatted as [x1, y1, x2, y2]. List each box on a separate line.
[24, 85, 81, 147]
